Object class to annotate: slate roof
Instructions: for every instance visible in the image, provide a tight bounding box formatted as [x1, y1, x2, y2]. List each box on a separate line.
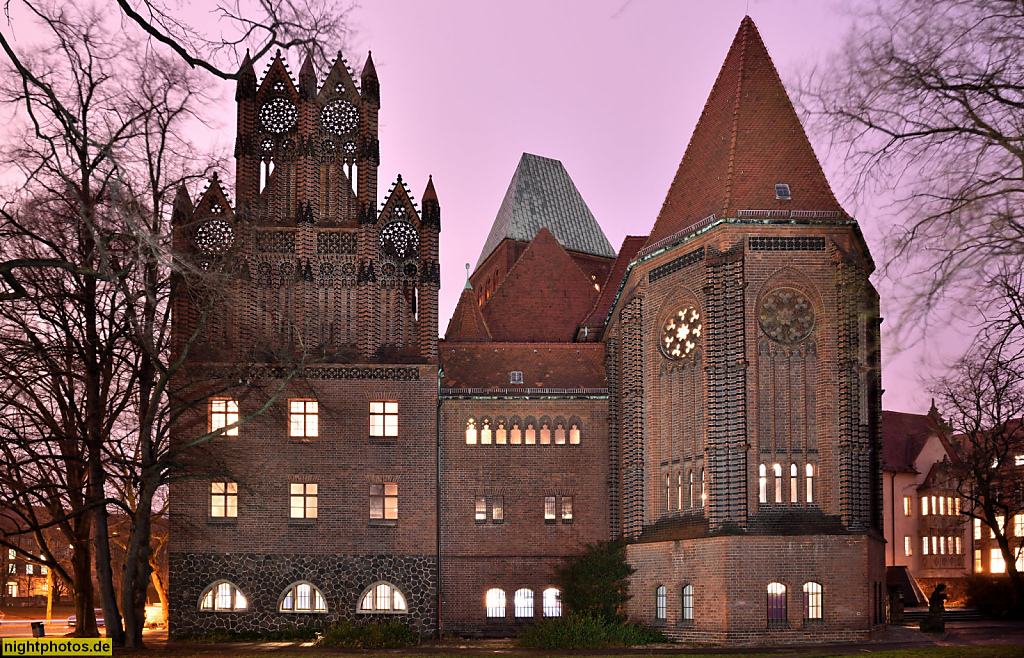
[481, 227, 599, 343]
[475, 153, 615, 269]
[645, 16, 847, 248]
[881, 410, 942, 473]
[440, 343, 606, 389]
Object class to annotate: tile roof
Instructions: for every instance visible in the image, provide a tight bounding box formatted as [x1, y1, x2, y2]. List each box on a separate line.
[581, 235, 648, 328]
[645, 16, 847, 249]
[475, 153, 615, 270]
[440, 343, 606, 389]
[881, 410, 942, 473]
[444, 287, 492, 342]
[481, 227, 599, 342]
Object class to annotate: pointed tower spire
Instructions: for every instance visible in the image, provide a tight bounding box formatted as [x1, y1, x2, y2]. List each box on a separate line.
[299, 51, 316, 99]
[445, 284, 492, 342]
[421, 175, 440, 230]
[171, 183, 194, 227]
[236, 49, 256, 101]
[361, 51, 379, 106]
[644, 16, 847, 248]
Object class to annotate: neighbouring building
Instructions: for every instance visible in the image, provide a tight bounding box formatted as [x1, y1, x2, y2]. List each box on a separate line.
[169, 17, 885, 643]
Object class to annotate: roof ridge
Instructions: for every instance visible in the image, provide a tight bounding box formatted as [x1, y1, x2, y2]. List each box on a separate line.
[722, 17, 750, 218]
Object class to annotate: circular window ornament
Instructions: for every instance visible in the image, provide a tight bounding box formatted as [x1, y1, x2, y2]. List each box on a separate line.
[259, 98, 298, 134]
[343, 141, 357, 156]
[195, 219, 234, 255]
[758, 288, 815, 344]
[321, 99, 359, 134]
[379, 222, 419, 260]
[260, 138, 275, 153]
[660, 306, 702, 360]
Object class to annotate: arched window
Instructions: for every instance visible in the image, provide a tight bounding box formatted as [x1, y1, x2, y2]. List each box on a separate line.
[514, 588, 534, 618]
[279, 581, 327, 613]
[773, 464, 783, 504]
[542, 587, 562, 617]
[666, 474, 672, 511]
[803, 582, 822, 620]
[358, 581, 407, 613]
[655, 585, 667, 620]
[767, 582, 787, 624]
[677, 472, 683, 510]
[509, 417, 522, 444]
[689, 470, 695, 509]
[554, 423, 566, 445]
[465, 418, 477, 445]
[701, 469, 706, 507]
[485, 588, 506, 618]
[759, 464, 767, 504]
[806, 463, 815, 503]
[790, 463, 798, 503]
[525, 422, 536, 445]
[569, 423, 581, 444]
[495, 420, 507, 445]
[480, 418, 492, 445]
[198, 580, 247, 611]
[539, 422, 551, 445]
[682, 584, 694, 621]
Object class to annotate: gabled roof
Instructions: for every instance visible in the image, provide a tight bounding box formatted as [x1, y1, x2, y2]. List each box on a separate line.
[581, 235, 648, 329]
[481, 227, 599, 342]
[645, 16, 846, 248]
[440, 343, 606, 389]
[475, 153, 615, 269]
[882, 410, 943, 473]
[445, 287, 491, 342]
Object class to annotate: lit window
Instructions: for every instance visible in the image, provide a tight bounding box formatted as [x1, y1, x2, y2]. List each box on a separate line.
[359, 582, 407, 613]
[992, 549, 1007, 574]
[544, 496, 556, 523]
[540, 423, 551, 445]
[665, 474, 672, 511]
[974, 518, 982, 540]
[554, 424, 566, 445]
[5, 582, 16, 597]
[767, 582, 787, 623]
[211, 482, 238, 518]
[805, 463, 814, 503]
[569, 424, 581, 444]
[543, 587, 561, 617]
[904, 536, 912, 557]
[1015, 515, 1024, 538]
[210, 399, 239, 436]
[6, 564, 13, 574]
[939, 496, 944, 515]
[370, 401, 398, 437]
[803, 582, 822, 620]
[480, 419, 492, 444]
[7, 549, 13, 560]
[475, 496, 503, 524]
[922, 497, 929, 516]
[25, 564, 33, 575]
[922, 536, 929, 555]
[956, 536, 962, 555]
[996, 515, 1006, 538]
[931, 496, 937, 515]
[677, 473, 683, 510]
[688, 471, 694, 509]
[289, 400, 318, 438]
[561, 496, 573, 524]
[475, 496, 487, 523]
[790, 464, 798, 503]
[774, 464, 783, 503]
[975, 549, 983, 573]
[466, 418, 477, 444]
[485, 588, 506, 618]
[40, 565, 47, 575]
[940, 536, 946, 554]
[682, 584, 694, 621]
[370, 483, 398, 520]
[903, 496, 911, 516]
[955, 498, 961, 515]
[701, 469, 706, 506]
[514, 588, 534, 618]
[280, 581, 327, 613]
[495, 421, 507, 444]
[525, 423, 536, 444]
[290, 482, 318, 519]
[655, 585, 666, 620]
[1017, 549, 1024, 572]
[1016, 454, 1024, 466]
[932, 536, 938, 555]
[199, 581, 248, 611]
[759, 464, 767, 504]
[510, 423, 522, 444]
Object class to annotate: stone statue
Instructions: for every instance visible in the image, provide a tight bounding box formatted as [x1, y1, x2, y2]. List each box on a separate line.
[920, 583, 947, 633]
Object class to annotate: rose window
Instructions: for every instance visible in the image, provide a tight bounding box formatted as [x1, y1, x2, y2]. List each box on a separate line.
[758, 288, 815, 344]
[261, 138, 275, 153]
[403, 262, 418, 278]
[660, 306, 702, 360]
[195, 219, 234, 255]
[343, 141, 357, 156]
[259, 98, 298, 134]
[381, 262, 396, 277]
[320, 99, 359, 134]
[379, 222, 419, 260]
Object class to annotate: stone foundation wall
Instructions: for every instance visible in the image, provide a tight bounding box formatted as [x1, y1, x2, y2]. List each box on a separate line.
[169, 552, 437, 636]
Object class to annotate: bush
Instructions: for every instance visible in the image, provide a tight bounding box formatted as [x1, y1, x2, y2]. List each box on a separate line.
[316, 620, 419, 648]
[556, 540, 634, 622]
[518, 612, 665, 649]
[964, 574, 1023, 618]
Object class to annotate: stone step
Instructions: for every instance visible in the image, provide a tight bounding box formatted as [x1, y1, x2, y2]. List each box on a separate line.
[901, 607, 986, 622]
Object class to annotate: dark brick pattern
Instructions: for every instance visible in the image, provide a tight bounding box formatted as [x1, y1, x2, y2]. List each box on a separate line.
[620, 297, 644, 537]
[648, 247, 705, 283]
[748, 236, 825, 252]
[170, 552, 437, 636]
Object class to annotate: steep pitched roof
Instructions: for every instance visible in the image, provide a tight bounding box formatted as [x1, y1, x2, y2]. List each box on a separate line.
[444, 287, 491, 342]
[481, 227, 599, 342]
[440, 343, 606, 389]
[645, 16, 846, 248]
[882, 410, 942, 473]
[476, 153, 615, 269]
[581, 235, 648, 328]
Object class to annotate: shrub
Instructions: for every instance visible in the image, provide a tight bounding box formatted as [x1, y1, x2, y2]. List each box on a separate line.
[316, 620, 418, 648]
[518, 612, 665, 649]
[555, 540, 634, 622]
[964, 574, 1023, 618]
[174, 623, 318, 643]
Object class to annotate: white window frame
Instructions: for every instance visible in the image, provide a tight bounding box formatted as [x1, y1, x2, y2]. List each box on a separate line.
[211, 481, 238, 518]
[210, 399, 239, 436]
[358, 581, 408, 614]
[198, 580, 248, 612]
[290, 482, 318, 519]
[370, 401, 398, 437]
[370, 483, 398, 521]
[279, 580, 328, 613]
[289, 399, 319, 438]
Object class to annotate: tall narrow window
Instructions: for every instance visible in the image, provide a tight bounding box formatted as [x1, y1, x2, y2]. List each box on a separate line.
[492, 496, 504, 523]
[561, 496, 573, 524]
[495, 421, 507, 444]
[369, 401, 398, 437]
[510, 423, 522, 444]
[922, 497, 929, 516]
[790, 464, 798, 503]
[543, 587, 561, 617]
[539, 423, 551, 445]
[544, 496, 556, 523]
[211, 482, 238, 518]
[289, 483, 317, 519]
[480, 419, 492, 444]
[689, 471, 695, 509]
[701, 468, 706, 506]
[956, 536, 962, 555]
[514, 588, 534, 618]
[677, 473, 683, 510]
[903, 496, 912, 516]
[939, 496, 944, 515]
[666, 474, 672, 511]
[922, 536, 929, 555]
[525, 424, 536, 444]
[904, 536, 912, 557]
[485, 588, 506, 618]
[682, 584, 694, 621]
[975, 549, 983, 572]
[289, 400, 318, 438]
[759, 464, 767, 504]
[466, 418, 477, 444]
[773, 464, 783, 504]
[569, 424, 581, 444]
[210, 399, 239, 436]
[974, 518, 982, 539]
[554, 424, 566, 445]
[475, 496, 487, 523]
[803, 582, 822, 620]
[370, 483, 398, 520]
[767, 582, 787, 624]
[655, 585, 666, 621]
[805, 464, 814, 503]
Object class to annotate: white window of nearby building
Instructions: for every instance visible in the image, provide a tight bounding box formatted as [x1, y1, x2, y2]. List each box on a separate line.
[211, 482, 238, 518]
[922, 497, 929, 516]
[543, 587, 562, 617]
[904, 536, 912, 557]
[280, 581, 327, 613]
[199, 581, 247, 611]
[359, 582, 407, 613]
[922, 536, 929, 556]
[1015, 514, 1024, 538]
[682, 584, 694, 621]
[289, 399, 318, 438]
[7, 549, 13, 560]
[975, 549, 983, 573]
[995, 516, 1006, 538]
[903, 496, 911, 516]
[1015, 454, 1024, 466]
[485, 588, 505, 618]
[210, 399, 239, 436]
[514, 588, 534, 618]
[25, 565, 33, 575]
[655, 585, 667, 620]
[992, 549, 1007, 574]
[803, 582, 822, 620]
[369, 401, 398, 437]
[6, 582, 17, 597]
[975, 518, 982, 540]
[290, 482, 318, 519]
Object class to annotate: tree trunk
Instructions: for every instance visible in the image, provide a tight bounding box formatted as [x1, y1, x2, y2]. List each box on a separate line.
[70, 529, 97, 638]
[150, 554, 168, 625]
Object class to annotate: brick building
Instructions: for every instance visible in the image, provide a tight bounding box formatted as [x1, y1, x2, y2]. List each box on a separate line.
[169, 17, 885, 643]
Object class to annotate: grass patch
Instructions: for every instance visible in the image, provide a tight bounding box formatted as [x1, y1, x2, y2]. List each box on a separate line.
[518, 612, 666, 649]
[316, 619, 419, 649]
